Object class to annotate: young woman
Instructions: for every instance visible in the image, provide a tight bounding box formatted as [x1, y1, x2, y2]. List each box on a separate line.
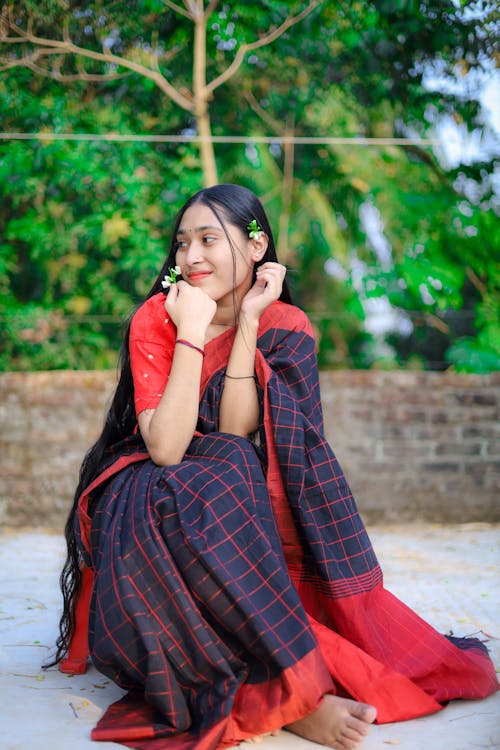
[53, 184, 498, 750]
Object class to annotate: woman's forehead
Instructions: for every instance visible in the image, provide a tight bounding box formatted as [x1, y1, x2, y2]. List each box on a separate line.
[179, 202, 220, 227]
[178, 202, 235, 234]
[177, 223, 221, 235]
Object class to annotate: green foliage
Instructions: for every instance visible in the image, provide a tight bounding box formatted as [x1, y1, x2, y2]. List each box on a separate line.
[0, 0, 498, 371]
[0, 71, 203, 369]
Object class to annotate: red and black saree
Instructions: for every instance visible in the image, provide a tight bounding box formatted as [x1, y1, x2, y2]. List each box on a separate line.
[75, 295, 498, 749]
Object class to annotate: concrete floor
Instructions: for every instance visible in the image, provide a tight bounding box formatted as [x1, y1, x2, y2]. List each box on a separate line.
[1, 524, 499, 750]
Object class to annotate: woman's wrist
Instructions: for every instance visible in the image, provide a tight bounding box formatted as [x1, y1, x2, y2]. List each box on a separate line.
[237, 312, 259, 334]
[176, 339, 205, 358]
[175, 327, 206, 348]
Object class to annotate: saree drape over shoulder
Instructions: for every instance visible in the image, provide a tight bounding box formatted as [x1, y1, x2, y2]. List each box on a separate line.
[75, 296, 498, 749]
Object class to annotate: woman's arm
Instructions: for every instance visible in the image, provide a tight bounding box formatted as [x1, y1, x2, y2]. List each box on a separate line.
[219, 263, 286, 437]
[218, 314, 260, 437]
[138, 342, 203, 466]
[138, 282, 216, 466]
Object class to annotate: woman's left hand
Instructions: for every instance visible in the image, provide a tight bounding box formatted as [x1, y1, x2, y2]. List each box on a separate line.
[240, 262, 287, 322]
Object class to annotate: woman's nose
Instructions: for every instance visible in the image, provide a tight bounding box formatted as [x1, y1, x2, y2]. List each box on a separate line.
[184, 240, 203, 264]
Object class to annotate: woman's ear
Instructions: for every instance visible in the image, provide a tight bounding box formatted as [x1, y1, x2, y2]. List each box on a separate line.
[251, 232, 268, 262]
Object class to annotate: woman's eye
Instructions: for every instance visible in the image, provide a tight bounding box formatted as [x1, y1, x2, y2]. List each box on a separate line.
[175, 240, 187, 250]
[203, 235, 217, 244]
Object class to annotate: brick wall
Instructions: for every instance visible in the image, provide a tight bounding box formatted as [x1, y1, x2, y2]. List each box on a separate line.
[1, 370, 498, 530]
[320, 371, 499, 523]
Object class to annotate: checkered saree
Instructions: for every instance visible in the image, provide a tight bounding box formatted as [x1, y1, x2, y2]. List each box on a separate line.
[75, 300, 498, 749]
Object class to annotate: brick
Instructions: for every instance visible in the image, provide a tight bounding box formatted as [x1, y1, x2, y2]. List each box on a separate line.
[485, 441, 500, 457]
[369, 424, 409, 439]
[348, 408, 376, 421]
[339, 443, 376, 459]
[461, 425, 499, 439]
[382, 442, 433, 459]
[435, 443, 483, 457]
[428, 411, 451, 424]
[411, 426, 460, 441]
[393, 406, 428, 423]
[0, 444, 30, 477]
[459, 407, 500, 422]
[449, 392, 497, 406]
[1, 370, 499, 527]
[421, 462, 461, 473]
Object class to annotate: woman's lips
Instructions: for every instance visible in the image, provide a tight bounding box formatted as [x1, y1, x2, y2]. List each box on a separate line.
[188, 271, 212, 281]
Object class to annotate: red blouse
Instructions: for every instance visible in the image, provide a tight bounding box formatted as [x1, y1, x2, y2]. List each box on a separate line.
[129, 293, 311, 417]
[129, 293, 177, 416]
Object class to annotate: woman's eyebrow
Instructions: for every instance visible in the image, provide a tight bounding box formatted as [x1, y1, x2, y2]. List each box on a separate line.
[177, 225, 222, 235]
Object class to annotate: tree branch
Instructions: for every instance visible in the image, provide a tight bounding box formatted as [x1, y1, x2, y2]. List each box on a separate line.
[465, 266, 487, 297]
[150, 29, 160, 72]
[67, 56, 131, 82]
[424, 313, 450, 335]
[204, 0, 220, 20]
[243, 89, 284, 134]
[62, 18, 71, 44]
[0, 34, 30, 44]
[278, 117, 295, 262]
[206, 0, 321, 95]
[0, 46, 131, 81]
[183, 0, 198, 18]
[161, 0, 193, 20]
[0, 21, 194, 111]
[402, 144, 455, 191]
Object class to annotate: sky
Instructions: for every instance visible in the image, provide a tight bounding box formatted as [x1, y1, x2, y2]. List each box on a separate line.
[325, 51, 499, 340]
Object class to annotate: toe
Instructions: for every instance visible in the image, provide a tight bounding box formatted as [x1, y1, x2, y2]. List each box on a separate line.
[348, 701, 377, 724]
[342, 726, 366, 742]
[335, 736, 359, 750]
[345, 714, 372, 736]
[359, 703, 377, 723]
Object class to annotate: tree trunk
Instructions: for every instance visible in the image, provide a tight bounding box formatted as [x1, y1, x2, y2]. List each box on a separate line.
[277, 122, 295, 263]
[193, 7, 218, 187]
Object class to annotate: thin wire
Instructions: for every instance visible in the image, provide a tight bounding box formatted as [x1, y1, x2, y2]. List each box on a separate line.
[0, 132, 439, 146]
[0, 310, 476, 322]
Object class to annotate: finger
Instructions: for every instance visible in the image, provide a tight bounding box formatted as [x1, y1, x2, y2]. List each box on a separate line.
[256, 269, 283, 291]
[174, 280, 189, 294]
[256, 267, 279, 281]
[166, 283, 179, 302]
[164, 285, 179, 316]
[256, 264, 286, 281]
[254, 278, 283, 303]
[258, 262, 287, 275]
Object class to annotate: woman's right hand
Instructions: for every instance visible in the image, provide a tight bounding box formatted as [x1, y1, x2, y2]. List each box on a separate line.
[165, 281, 216, 343]
[140, 282, 216, 465]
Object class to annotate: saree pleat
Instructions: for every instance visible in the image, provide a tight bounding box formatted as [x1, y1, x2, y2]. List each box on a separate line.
[75, 298, 498, 748]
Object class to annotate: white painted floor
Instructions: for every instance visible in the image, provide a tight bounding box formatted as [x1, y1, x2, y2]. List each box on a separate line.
[1, 524, 499, 750]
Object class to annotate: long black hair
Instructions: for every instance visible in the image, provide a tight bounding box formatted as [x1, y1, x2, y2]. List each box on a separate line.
[47, 184, 292, 666]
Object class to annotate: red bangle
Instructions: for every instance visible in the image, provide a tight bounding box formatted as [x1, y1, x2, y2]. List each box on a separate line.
[175, 338, 205, 358]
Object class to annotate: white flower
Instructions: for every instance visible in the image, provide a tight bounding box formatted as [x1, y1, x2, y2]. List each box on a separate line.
[161, 266, 182, 289]
[247, 219, 263, 239]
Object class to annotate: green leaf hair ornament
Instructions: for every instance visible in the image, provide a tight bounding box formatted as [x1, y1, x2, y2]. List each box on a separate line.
[161, 265, 182, 289]
[247, 219, 263, 239]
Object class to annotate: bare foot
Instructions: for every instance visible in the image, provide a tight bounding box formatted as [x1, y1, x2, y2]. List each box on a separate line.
[243, 732, 279, 744]
[285, 694, 377, 749]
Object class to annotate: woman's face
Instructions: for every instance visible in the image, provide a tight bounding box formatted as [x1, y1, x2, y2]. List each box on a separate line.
[174, 202, 255, 308]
